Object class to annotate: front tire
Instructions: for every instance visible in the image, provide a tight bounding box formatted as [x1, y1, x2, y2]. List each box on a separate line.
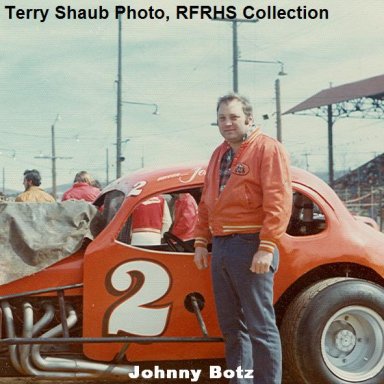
[281, 278, 384, 384]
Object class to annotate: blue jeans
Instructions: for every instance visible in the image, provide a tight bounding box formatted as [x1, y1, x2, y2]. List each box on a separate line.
[211, 233, 281, 384]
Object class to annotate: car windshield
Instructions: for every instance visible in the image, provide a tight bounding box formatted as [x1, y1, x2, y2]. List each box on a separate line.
[95, 190, 126, 231]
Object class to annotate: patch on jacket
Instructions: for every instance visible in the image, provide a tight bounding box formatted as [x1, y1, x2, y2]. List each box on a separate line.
[232, 163, 249, 176]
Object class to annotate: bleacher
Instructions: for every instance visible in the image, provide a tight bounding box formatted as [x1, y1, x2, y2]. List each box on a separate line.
[333, 153, 384, 230]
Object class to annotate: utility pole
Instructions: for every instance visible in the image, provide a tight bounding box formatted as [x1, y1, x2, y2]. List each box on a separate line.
[327, 105, 334, 187]
[0, 149, 15, 195]
[106, 148, 110, 185]
[116, 15, 123, 179]
[35, 114, 72, 200]
[232, 21, 238, 92]
[213, 18, 258, 92]
[275, 78, 282, 142]
[303, 152, 310, 170]
[238, 60, 287, 142]
[51, 122, 57, 199]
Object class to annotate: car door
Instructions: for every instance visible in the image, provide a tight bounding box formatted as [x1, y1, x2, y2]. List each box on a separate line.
[83, 186, 224, 363]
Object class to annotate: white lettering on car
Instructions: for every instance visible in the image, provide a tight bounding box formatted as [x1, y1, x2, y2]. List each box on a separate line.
[105, 260, 172, 336]
[179, 167, 206, 184]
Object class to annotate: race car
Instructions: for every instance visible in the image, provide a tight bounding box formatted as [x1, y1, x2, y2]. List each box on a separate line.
[0, 164, 383, 383]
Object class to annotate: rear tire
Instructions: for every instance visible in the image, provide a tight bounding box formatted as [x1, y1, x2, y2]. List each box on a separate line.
[281, 278, 384, 384]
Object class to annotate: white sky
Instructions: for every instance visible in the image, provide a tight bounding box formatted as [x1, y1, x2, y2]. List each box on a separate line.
[1, 0, 384, 192]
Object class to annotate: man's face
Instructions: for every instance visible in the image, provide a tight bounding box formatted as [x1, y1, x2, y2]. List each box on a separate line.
[217, 99, 253, 147]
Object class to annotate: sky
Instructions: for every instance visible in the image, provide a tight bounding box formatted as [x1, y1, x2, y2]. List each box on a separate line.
[1, 0, 384, 193]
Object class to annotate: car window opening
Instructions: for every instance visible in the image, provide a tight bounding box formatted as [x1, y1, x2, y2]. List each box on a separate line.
[101, 188, 327, 249]
[286, 191, 327, 236]
[117, 188, 201, 253]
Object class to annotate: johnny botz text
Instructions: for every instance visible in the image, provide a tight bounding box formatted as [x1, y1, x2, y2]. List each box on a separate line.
[3, 5, 329, 23]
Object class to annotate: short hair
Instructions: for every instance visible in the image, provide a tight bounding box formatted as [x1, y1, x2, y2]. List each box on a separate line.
[74, 171, 93, 185]
[23, 169, 42, 186]
[91, 179, 102, 190]
[216, 93, 253, 118]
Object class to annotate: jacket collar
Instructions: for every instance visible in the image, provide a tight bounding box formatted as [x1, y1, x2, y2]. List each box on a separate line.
[222, 126, 262, 151]
[26, 185, 42, 192]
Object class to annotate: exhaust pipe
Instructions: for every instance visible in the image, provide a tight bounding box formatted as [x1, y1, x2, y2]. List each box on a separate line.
[2, 300, 135, 378]
[30, 305, 135, 376]
[1, 301, 23, 374]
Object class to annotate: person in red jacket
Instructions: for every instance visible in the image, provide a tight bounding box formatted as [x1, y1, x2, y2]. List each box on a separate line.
[62, 171, 100, 202]
[131, 195, 172, 246]
[170, 193, 198, 241]
[194, 93, 292, 384]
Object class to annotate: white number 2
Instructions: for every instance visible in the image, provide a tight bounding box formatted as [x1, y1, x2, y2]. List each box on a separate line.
[128, 181, 147, 196]
[106, 260, 171, 336]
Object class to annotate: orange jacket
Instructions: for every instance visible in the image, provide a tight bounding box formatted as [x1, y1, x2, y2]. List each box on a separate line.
[194, 128, 292, 253]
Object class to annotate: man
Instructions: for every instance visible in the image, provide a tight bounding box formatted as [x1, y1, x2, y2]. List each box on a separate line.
[15, 169, 55, 202]
[62, 171, 100, 202]
[194, 93, 292, 384]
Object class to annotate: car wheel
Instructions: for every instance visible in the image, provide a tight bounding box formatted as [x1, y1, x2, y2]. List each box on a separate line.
[281, 278, 384, 384]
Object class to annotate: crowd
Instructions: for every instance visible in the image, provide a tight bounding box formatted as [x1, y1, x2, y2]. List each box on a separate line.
[333, 153, 384, 193]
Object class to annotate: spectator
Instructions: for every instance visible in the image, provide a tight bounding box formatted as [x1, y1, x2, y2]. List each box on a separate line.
[15, 169, 55, 203]
[170, 193, 198, 241]
[62, 171, 100, 202]
[91, 179, 103, 190]
[131, 195, 172, 245]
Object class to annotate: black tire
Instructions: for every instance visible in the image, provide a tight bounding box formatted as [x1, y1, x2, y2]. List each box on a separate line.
[281, 278, 384, 384]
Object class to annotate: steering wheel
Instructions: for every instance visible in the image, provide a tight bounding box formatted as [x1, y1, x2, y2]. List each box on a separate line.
[163, 232, 195, 253]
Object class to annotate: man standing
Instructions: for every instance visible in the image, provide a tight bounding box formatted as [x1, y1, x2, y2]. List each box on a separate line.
[194, 94, 292, 384]
[15, 169, 55, 202]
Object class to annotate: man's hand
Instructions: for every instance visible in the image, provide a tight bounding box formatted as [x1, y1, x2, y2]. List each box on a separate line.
[250, 249, 273, 274]
[194, 246, 209, 270]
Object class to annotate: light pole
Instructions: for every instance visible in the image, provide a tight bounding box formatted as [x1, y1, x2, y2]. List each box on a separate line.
[106, 148, 109, 186]
[212, 18, 258, 92]
[51, 114, 59, 199]
[116, 15, 123, 179]
[115, 16, 159, 178]
[115, 101, 159, 176]
[35, 114, 72, 199]
[121, 101, 159, 115]
[238, 59, 287, 142]
[0, 149, 16, 194]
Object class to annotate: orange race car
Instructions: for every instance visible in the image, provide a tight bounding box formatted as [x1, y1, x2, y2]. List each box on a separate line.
[0, 164, 383, 384]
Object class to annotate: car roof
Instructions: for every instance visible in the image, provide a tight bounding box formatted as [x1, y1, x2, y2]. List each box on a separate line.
[96, 164, 345, 213]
